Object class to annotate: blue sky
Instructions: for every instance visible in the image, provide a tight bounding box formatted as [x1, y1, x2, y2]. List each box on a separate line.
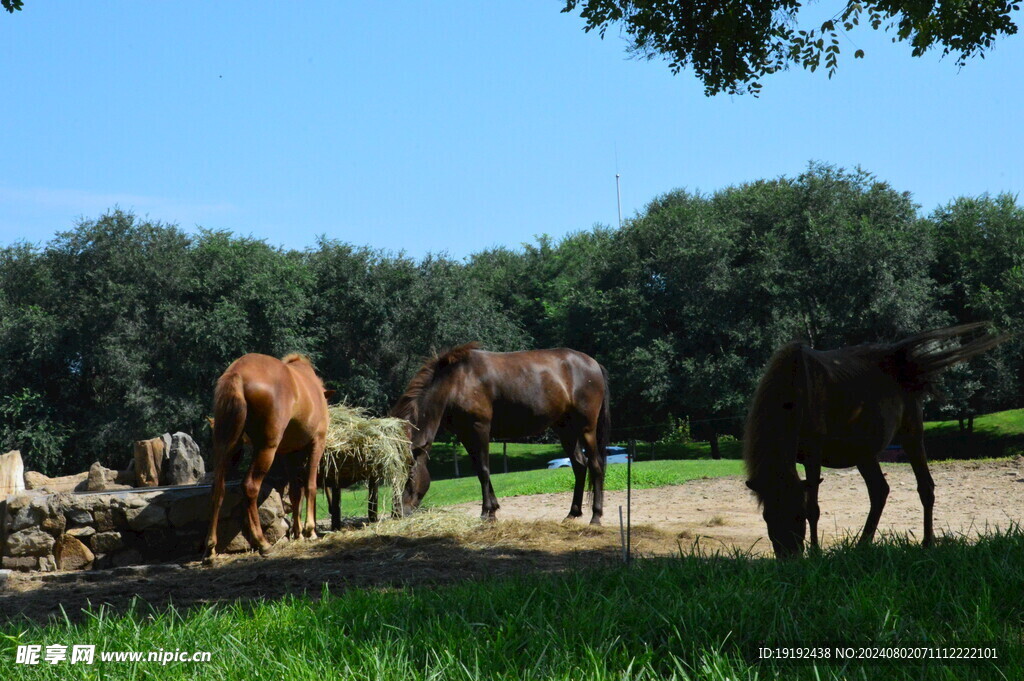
[2, 2, 1022, 258]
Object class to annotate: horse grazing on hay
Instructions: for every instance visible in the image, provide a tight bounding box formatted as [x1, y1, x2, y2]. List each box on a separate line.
[391, 343, 611, 524]
[204, 353, 334, 558]
[744, 323, 1008, 559]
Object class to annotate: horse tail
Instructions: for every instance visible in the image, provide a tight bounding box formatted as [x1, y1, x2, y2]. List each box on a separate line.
[589, 364, 611, 494]
[212, 371, 247, 466]
[892, 322, 1009, 391]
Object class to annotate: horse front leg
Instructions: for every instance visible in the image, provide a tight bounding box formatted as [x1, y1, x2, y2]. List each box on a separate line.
[323, 477, 342, 531]
[856, 457, 889, 547]
[460, 424, 499, 520]
[367, 478, 379, 523]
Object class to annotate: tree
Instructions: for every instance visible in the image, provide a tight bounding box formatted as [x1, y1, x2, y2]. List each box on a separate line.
[307, 242, 529, 414]
[2, 1, 23, 13]
[563, 0, 1021, 95]
[928, 194, 1024, 418]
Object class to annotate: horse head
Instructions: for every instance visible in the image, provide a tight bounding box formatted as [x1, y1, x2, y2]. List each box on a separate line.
[746, 475, 806, 559]
[398, 421, 432, 516]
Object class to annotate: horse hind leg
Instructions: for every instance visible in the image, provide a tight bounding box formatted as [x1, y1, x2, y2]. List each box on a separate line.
[244, 445, 279, 555]
[303, 435, 325, 539]
[856, 457, 890, 546]
[581, 428, 604, 525]
[803, 455, 822, 550]
[204, 443, 244, 560]
[558, 430, 586, 521]
[902, 415, 935, 547]
[289, 476, 304, 540]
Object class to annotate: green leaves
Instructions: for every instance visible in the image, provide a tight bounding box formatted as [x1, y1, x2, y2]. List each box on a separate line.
[564, 0, 1020, 95]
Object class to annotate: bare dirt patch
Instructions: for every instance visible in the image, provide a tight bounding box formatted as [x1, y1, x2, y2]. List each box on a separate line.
[2, 458, 1022, 624]
[453, 457, 1024, 553]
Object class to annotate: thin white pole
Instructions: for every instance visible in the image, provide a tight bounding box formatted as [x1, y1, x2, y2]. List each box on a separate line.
[616, 173, 623, 229]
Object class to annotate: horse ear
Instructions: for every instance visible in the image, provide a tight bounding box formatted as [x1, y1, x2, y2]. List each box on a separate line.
[207, 417, 215, 429]
[323, 390, 336, 401]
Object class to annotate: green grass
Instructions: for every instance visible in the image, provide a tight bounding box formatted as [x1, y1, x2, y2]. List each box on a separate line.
[320, 459, 745, 518]
[320, 407, 1024, 519]
[429, 440, 743, 483]
[424, 408, 1024, 480]
[4, 529, 1022, 680]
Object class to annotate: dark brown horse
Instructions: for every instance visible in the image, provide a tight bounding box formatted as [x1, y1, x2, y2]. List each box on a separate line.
[205, 353, 334, 557]
[744, 323, 1007, 559]
[391, 343, 611, 523]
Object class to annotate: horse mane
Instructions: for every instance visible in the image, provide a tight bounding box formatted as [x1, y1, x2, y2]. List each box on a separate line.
[743, 342, 808, 504]
[282, 353, 313, 366]
[390, 342, 481, 423]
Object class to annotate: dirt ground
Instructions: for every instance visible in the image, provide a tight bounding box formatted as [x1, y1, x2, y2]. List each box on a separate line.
[3, 458, 1023, 624]
[453, 457, 1024, 555]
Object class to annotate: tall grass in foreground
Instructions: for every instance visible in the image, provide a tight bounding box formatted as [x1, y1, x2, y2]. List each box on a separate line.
[3, 529, 1023, 680]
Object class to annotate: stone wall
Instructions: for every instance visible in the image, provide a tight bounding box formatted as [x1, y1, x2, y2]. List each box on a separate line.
[0, 482, 287, 572]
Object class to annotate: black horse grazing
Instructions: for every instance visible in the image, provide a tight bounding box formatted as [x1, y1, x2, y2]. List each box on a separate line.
[391, 343, 611, 524]
[744, 323, 1008, 559]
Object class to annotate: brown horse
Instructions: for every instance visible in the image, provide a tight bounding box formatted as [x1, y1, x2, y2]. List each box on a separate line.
[744, 323, 1008, 559]
[205, 353, 334, 557]
[205, 418, 383, 529]
[391, 343, 611, 523]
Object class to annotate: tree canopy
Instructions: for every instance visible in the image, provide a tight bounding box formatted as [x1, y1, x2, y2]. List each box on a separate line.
[1, 165, 1021, 474]
[562, 0, 1021, 94]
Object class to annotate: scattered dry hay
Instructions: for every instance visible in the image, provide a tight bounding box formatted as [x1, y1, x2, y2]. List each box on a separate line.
[321, 404, 412, 503]
[307, 508, 680, 557]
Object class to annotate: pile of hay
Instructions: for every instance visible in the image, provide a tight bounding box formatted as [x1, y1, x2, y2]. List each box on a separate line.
[321, 404, 413, 508]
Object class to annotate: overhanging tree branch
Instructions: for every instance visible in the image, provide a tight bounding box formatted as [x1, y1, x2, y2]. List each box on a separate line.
[562, 0, 1021, 95]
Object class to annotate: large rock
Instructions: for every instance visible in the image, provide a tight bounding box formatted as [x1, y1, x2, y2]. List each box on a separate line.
[24, 470, 89, 493]
[6, 528, 55, 557]
[125, 504, 168, 531]
[163, 432, 205, 485]
[91, 531, 123, 554]
[86, 462, 133, 492]
[133, 437, 164, 487]
[0, 450, 25, 497]
[55, 534, 94, 570]
[2, 556, 36, 571]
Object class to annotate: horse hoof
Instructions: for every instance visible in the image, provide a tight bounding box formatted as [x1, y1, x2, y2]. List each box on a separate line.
[258, 543, 274, 556]
[562, 514, 581, 523]
[202, 554, 217, 566]
[589, 517, 602, 526]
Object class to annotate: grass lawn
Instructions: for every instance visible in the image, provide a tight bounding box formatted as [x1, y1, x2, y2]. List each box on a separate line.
[4, 528, 1021, 680]
[321, 408, 1024, 519]
[318, 459, 746, 519]
[424, 408, 1024, 482]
